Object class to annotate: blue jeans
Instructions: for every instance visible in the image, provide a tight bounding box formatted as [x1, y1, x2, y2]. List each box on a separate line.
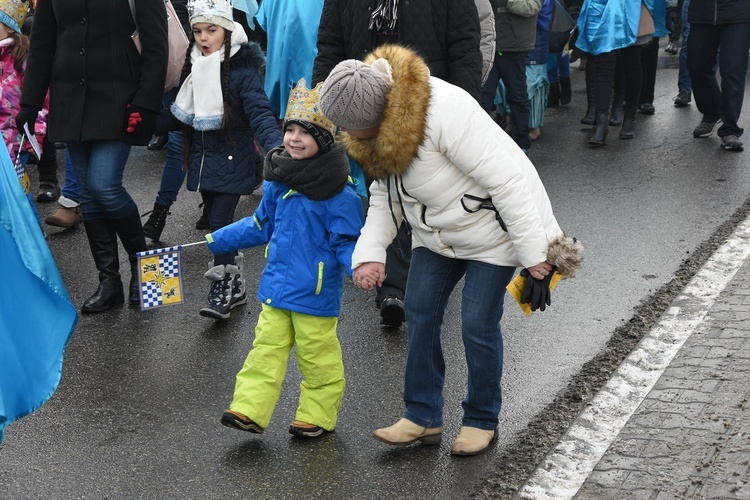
[155, 88, 186, 208]
[402, 248, 515, 431]
[677, 0, 691, 93]
[547, 52, 571, 83]
[688, 22, 750, 137]
[66, 140, 134, 220]
[61, 150, 80, 203]
[155, 129, 186, 207]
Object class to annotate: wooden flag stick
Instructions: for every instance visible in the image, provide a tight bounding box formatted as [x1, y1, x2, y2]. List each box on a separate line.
[180, 241, 207, 248]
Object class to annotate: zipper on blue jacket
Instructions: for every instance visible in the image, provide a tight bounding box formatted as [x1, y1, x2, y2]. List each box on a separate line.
[197, 131, 205, 191]
[315, 261, 324, 295]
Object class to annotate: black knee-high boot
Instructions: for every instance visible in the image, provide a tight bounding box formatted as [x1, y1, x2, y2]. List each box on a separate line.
[111, 210, 148, 305]
[81, 219, 124, 313]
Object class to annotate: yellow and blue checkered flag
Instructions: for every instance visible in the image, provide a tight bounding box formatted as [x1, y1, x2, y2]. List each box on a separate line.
[137, 245, 186, 310]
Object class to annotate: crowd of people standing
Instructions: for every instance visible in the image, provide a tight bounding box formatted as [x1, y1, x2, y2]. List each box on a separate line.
[7, 0, 746, 457]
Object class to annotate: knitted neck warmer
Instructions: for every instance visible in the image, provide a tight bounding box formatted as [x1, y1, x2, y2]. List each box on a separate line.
[171, 22, 248, 131]
[264, 143, 350, 201]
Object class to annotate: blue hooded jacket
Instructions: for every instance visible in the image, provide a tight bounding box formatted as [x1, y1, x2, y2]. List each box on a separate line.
[206, 177, 364, 317]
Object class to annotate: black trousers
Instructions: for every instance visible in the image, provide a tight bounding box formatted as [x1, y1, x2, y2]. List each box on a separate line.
[639, 37, 660, 106]
[688, 22, 750, 138]
[592, 44, 643, 120]
[481, 51, 531, 150]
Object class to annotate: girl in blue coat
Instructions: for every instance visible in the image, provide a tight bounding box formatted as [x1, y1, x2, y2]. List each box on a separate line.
[170, 0, 282, 319]
[206, 79, 366, 438]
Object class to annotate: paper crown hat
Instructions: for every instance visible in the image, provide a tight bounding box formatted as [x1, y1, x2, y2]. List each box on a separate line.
[285, 79, 337, 138]
[188, 0, 234, 31]
[0, 0, 28, 33]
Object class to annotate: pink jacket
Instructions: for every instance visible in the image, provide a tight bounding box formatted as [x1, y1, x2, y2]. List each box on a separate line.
[0, 38, 48, 162]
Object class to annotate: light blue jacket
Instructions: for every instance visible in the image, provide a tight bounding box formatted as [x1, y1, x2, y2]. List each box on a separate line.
[575, 0, 667, 55]
[255, 0, 324, 118]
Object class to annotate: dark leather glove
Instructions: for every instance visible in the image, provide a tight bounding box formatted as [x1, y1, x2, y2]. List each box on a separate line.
[520, 268, 554, 312]
[16, 105, 39, 135]
[124, 104, 157, 145]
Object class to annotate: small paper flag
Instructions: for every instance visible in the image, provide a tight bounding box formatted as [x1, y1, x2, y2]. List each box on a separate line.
[137, 245, 185, 310]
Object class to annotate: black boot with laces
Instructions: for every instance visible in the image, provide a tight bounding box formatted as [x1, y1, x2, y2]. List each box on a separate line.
[142, 203, 170, 241]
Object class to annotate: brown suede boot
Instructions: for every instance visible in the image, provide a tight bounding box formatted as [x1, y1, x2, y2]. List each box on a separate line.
[45, 204, 82, 229]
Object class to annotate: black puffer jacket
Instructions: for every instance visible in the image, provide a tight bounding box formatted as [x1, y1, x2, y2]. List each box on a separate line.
[312, 0, 482, 101]
[688, 0, 750, 24]
[21, 0, 167, 145]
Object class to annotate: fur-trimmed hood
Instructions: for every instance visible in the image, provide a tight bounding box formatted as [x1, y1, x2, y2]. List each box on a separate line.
[341, 44, 431, 181]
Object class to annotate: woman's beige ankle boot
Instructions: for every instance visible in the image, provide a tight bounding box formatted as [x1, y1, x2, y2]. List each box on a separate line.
[372, 418, 442, 446]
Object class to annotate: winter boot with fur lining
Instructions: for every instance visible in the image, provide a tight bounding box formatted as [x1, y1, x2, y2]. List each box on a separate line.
[227, 252, 247, 311]
[200, 264, 232, 320]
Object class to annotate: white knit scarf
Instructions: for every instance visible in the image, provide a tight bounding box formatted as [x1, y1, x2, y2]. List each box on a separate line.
[172, 22, 248, 131]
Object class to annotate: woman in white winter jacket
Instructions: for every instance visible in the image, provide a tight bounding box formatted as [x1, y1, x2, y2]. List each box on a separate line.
[319, 44, 581, 456]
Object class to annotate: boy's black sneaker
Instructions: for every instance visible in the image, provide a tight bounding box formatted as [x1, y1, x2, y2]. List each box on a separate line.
[289, 420, 326, 438]
[221, 410, 263, 433]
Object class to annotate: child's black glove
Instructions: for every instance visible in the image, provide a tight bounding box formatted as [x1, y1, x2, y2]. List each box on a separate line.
[520, 267, 554, 312]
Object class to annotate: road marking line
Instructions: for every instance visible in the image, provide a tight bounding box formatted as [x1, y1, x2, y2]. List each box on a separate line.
[517, 216, 750, 499]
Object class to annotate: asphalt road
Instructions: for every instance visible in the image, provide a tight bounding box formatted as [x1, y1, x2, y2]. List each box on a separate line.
[2, 59, 750, 499]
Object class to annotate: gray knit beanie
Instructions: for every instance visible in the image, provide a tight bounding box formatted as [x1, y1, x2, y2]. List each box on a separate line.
[319, 60, 391, 130]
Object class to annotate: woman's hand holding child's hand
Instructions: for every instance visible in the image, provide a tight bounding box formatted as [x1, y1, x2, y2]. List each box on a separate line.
[353, 262, 385, 291]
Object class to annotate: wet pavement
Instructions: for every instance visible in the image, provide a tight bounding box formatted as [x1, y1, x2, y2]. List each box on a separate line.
[3, 48, 750, 498]
[520, 215, 750, 499]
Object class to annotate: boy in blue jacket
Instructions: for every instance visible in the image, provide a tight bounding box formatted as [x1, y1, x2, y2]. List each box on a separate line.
[206, 80, 368, 438]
